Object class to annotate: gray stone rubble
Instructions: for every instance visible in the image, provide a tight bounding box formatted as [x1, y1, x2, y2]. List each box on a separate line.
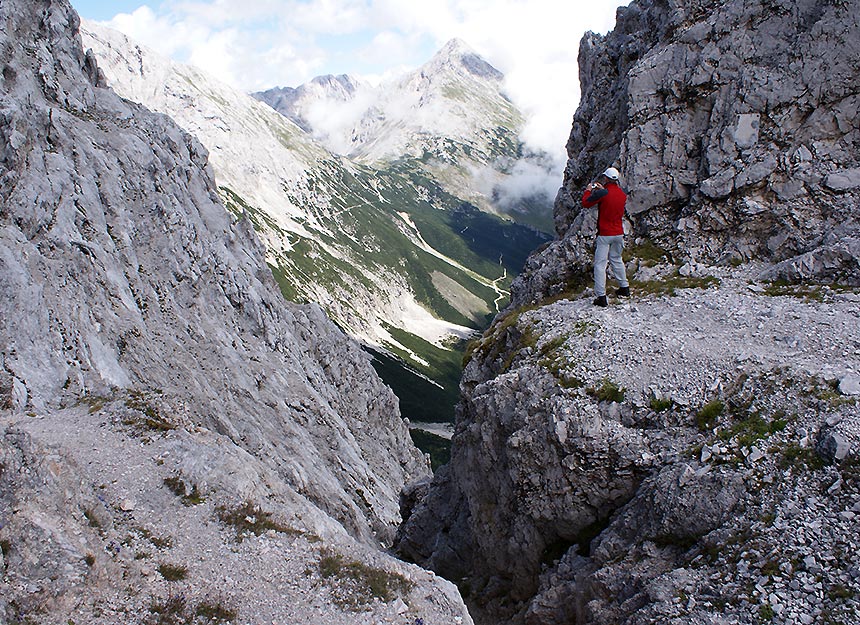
[399, 265, 860, 624]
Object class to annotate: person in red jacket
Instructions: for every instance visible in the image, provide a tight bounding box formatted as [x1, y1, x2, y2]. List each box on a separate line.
[581, 167, 629, 307]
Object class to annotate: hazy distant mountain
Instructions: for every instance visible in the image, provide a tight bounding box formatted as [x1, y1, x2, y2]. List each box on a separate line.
[255, 39, 556, 230]
[256, 74, 367, 134]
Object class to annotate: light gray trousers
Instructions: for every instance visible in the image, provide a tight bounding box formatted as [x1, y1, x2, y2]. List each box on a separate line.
[594, 235, 628, 297]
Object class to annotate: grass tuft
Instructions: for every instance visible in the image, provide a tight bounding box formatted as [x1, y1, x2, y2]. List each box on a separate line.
[195, 600, 237, 623]
[778, 444, 826, 471]
[149, 595, 187, 625]
[318, 548, 413, 609]
[716, 413, 774, 447]
[163, 476, 206, 506]
[696, 400, 724, 430]
[623, 240, 671, 266]
[157, 563, 188, 582]
[149, 594, 237, 625]
[124, 390, 175, 433]
[79, 394, 111, 414]
[216, 502, 299, 542]
[631, 274, 720, 297]
[650, 397, 673, 412]
[588, 378, 626, 403]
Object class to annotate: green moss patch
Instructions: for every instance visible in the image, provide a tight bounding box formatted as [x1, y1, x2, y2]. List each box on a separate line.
[588, 378, 626, 403]
[631, 274, 720, 297]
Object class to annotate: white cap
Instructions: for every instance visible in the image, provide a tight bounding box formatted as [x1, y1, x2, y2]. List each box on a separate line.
[602, 167, 620, 180]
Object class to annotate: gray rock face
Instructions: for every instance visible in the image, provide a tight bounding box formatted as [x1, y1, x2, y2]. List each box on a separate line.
[398, 261, 860, 624]
[514, 0, 860, 307]
[1, 0, 425, 541]
[0, 2, 470, 623]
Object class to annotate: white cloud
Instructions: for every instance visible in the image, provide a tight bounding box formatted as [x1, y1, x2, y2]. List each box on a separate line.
[105, 6, 203, 59]
[288, 0, 372, 34]
[498, 158, 560, 206]
[470, 156, 560, 215]
[369, 0, 628, 166]
[302, 85, 378, 153]
[99, 0, 630, 162]
[356, 30, 421, 67]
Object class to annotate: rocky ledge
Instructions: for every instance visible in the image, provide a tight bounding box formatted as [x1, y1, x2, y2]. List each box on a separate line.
[397, 262, 860, 624]
[395, 3, 860, 621]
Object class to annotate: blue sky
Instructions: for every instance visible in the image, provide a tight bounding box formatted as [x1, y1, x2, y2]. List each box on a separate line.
[69, 0, 630, 161]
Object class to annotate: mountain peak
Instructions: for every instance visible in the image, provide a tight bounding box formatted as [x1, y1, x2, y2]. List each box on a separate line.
[308, 73, 362, 97]
[437, 37, 474, 57]
[429, 38, 504, 81]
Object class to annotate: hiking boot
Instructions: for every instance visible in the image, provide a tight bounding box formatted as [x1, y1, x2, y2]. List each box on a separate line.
[593, 295, 608, 307]
[616, 286, 630, 297]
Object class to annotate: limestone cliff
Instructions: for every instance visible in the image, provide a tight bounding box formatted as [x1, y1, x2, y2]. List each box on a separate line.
[513, 0, 860, 308]
[396, 1, 860, 624]
[0, 1, 471, 623]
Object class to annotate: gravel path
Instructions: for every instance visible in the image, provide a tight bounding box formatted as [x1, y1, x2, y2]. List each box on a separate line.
[525, 262, 860, 410]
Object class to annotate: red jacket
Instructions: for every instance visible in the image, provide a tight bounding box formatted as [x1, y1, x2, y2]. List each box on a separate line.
[582, 182, 626, 236]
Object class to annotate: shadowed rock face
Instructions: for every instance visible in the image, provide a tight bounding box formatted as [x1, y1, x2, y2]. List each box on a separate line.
[0, 0, 427, 552]
[461, 53, 505, 81]
[511, 0, 860, 308]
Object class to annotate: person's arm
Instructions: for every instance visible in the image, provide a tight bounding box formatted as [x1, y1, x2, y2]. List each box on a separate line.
[582, 186, 608, 208]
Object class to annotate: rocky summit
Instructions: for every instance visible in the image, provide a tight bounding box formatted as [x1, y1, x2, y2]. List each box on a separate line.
[396, 1, 860, 624]
[0, 1, 471, 624]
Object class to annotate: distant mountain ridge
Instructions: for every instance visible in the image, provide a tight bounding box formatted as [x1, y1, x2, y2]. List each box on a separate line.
[257, 73, 364, 134]
[255, 39, 513, 160]
[255, 39, 554, 227]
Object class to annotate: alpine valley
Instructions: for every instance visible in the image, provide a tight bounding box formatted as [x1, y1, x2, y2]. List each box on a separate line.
[4, 1, 860, 624]
[80, 23, 552, 426]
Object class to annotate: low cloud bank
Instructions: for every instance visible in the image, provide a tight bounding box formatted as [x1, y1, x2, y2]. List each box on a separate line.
[493, 155, 561, 210]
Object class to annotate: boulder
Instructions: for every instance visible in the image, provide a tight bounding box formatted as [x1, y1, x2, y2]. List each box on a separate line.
[817, 431, 851, 462]
[824, 168, 860, 191]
